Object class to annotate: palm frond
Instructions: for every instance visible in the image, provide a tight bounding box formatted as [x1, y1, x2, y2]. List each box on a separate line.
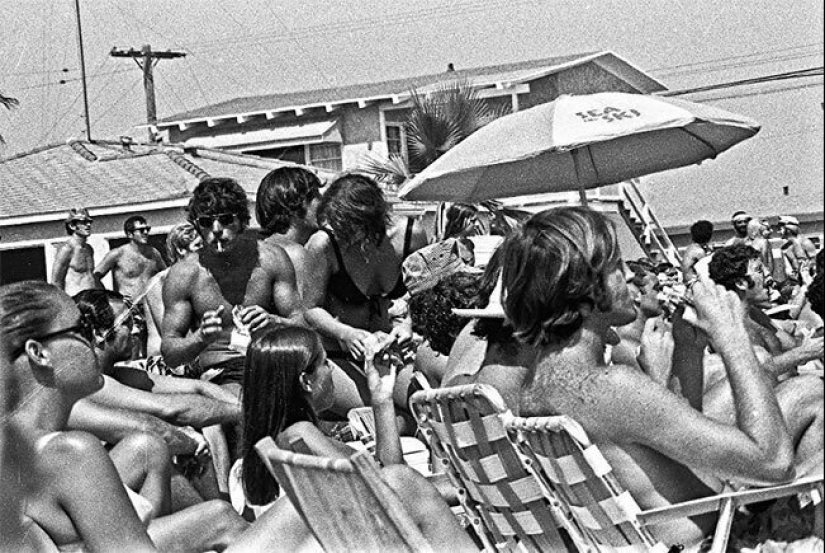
[357, 151, 411, 187]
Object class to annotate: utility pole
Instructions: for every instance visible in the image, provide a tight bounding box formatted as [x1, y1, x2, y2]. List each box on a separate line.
[73, 0, 92, 141]
[110, 45, 185, 141]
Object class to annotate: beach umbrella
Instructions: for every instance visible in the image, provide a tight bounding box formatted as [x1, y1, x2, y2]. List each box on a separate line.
[397, 91, 760, 203]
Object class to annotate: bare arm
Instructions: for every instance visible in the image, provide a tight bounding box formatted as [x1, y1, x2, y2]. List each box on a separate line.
[601, 277, 794, 486]
[304, 231, 372, 359]
[160, 263, 223, 367]
[50, 243, 72, 290]
[68, 398, 202, 455]
[93, 248, 120, 282]
[365, 340, 404, 467]
[262, 242, 305, 327]
[108, 364, 239, 404]
[39, 431, 157, 551]
[89, 375, 241, 428]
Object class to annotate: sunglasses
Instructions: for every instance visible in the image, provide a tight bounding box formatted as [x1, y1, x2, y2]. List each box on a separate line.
[196, 212, 237, 228]
[130, 226, 151, 234]
[17, 313, 95, 356]
[73, 219, 93, 226]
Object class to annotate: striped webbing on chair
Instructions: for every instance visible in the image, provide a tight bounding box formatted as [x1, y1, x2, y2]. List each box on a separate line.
[411, 385, 570, 552]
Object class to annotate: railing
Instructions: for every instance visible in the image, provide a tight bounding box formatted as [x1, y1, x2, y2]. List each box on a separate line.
[619, 180, 682, 267]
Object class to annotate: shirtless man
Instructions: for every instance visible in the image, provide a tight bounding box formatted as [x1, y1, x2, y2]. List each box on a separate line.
[744, 217, 775, 283]
[255, 166, 322, 298]
[94, 215, 166, 300]
[725, 210, 751, 246]
[503, 206, 796, 547]
[95, 215, 167, 358]
[681, 220, 714, 281]
[51, 208, 101, 295]
[778, 215, 818, 284]
[161, 177, 304, 398]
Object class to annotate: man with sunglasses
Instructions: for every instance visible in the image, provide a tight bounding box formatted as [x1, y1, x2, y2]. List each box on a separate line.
[162, 177, 304, 397]
[94, 215, 167, 358]
[51, 207, 103, 296]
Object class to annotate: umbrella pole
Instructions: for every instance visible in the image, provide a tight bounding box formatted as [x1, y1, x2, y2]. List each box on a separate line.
[578, 186, 589, 206]
[572, 148, 589, 206]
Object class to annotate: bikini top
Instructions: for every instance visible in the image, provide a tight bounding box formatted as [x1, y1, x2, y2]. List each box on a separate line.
[323, 218, 414, 306]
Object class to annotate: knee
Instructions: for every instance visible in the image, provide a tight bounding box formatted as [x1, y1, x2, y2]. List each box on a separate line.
[202, 500, 248, 540]
[121, 431, 172, 471]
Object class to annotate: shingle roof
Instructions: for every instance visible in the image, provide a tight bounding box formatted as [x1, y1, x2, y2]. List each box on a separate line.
[157, 51, 661, 125]
[0, 140, 334, 221]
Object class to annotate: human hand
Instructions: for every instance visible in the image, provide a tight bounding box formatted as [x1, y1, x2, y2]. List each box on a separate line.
[198, 305, 225, 344]
[238, 304, 271, 333]
[681, 274, 745, 338]
[637, 316, 674, 387]
[365, 344, 398, 407]
[342, 328, 373, 361]
[387, 324, 413, 347]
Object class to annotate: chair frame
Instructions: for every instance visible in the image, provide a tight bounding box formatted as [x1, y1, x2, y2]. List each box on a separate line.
[507, 410, 824, 553]
[410, 384, 587, 552]
[255, 436, 435, 553]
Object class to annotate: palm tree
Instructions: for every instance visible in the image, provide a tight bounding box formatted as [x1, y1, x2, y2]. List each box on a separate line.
[1, 91, 20, 144]
[360, 78, 508, 186]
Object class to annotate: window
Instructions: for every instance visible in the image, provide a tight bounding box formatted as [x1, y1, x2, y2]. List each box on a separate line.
[0, 246, 47, 285]
[308, 143, 342, 172]
[385, 124, 407, 158]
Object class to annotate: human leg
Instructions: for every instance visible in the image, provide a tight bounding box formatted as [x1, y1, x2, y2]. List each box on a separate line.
[108, 431, 172, 518]
[223, 496, 319, 553]
[380, 463, 477, 551]
[148, 499, 249, 552]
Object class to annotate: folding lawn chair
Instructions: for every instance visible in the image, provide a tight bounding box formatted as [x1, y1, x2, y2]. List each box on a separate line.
[255, 436, 435, 553]
[409, 383, 587, 552]
[508, 414, 824, 553]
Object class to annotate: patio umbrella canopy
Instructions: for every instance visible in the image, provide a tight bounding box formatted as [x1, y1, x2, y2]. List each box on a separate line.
[397, 92, 761, 203]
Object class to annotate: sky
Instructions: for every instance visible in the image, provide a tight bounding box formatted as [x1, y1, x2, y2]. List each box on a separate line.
[1, 0, 823, 225]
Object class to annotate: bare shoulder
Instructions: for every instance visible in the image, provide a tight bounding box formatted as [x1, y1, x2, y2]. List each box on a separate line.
[305, 229, 332, 252]
[164, 255, 200, 293]
[258, 239, 293, 271]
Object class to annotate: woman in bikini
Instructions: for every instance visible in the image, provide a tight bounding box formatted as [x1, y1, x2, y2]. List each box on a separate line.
[304, 173, 428, 417]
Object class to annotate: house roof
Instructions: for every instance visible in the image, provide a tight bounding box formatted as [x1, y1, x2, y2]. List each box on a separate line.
[154, 51, 666, 129]
[0, 139, 336, 223]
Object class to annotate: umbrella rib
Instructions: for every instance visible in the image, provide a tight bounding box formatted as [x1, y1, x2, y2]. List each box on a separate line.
[678, 127, 719, 159]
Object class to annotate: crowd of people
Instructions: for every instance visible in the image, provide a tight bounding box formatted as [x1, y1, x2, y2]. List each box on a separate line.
[1, 167, 822, 551]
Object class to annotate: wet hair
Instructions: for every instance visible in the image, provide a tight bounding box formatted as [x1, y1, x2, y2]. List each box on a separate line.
[409, 272, 482, 356]
[123, 215, 146, 235]
[442, 203, 479, 240]
[0, 281, 69, 358]
[72, 289, 124, 340]
[690, 220, 714, 244]
[187, 177, 250, 228]
[165, 222, 200, 263]
[807, 270, 823, 318]
[256, 167, 321, 236]
[708, 244, 759, 291]
[241, 325, 325, 506]
[500, 206, 621, 347]
[317, 173, 390, 248]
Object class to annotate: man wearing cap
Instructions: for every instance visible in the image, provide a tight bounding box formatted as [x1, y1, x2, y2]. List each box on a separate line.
[725, 210, 751, 246]
[778, 215, 817, 284]
[51, 207, 102, 295]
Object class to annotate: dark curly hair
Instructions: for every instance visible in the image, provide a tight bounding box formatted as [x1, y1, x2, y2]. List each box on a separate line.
[690, 220, 714, 244]
[317, 173, 390, 248]
[409, 272, 482, 356]
[255, 167, 321, 236]
[807, 270, 823, 318]
[501, 207, 621, 347]
[188, 177, 250, 228]
[708, 243, 759, 291]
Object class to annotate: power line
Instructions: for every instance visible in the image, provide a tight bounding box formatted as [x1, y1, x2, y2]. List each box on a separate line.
[649, 42, 824, 74]
[14, 68, 137, 92]
[660, 66, 823, 96]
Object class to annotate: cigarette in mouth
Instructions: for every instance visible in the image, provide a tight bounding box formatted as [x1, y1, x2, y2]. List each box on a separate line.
[216, 241, 224, 253]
